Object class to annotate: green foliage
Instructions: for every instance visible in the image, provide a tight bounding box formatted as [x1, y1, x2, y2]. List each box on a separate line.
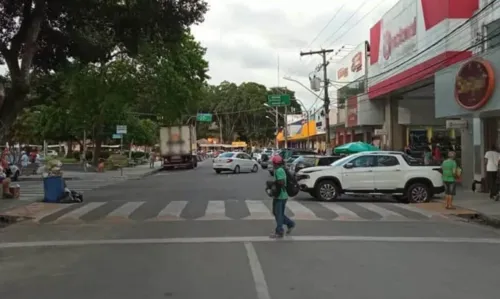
[196, 82, 301, 145]
[0, 0, 208, 139]
[72, 151, 111, 161]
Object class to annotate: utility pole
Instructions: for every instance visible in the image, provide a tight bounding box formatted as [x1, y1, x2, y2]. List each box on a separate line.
[284, 106, 288, 148]
[300, 49, 334, 153]
[274, 107, 278, 149]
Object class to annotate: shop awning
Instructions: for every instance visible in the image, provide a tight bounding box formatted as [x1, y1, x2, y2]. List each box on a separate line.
[277, 120, 317, 141]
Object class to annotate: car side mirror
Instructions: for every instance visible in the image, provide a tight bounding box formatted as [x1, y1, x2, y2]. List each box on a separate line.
[344, 163, 354, 169]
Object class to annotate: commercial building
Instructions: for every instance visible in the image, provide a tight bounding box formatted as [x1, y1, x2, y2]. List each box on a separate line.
[364, 0, 480, 153]
[276, 108, 330, 150]
[435, 0, 500, 186]
[333, 41, 385, 145]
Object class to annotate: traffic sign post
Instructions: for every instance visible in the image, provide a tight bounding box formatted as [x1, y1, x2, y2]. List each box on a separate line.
[267, 94, 291, 106]
[116, 125, 127, 134]
[196, 113, 213, 122]
[116, 125, 127, 154]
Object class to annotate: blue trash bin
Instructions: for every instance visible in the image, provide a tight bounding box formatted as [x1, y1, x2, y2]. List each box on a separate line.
[43, 176, 65, 203]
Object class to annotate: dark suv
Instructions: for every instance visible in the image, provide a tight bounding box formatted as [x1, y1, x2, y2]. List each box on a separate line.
[288, 155, 342, 174]
[268, 149, 317, 176]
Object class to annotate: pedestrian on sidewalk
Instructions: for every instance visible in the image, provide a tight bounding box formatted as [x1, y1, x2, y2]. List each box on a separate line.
[484, 145, 500, 199]
[149, 151, 156, 168]
[270, 155, 295, 239]
[442, 151, 459, 209]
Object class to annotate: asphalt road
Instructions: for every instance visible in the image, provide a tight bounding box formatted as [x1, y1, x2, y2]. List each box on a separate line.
[2, 160, 500, 299]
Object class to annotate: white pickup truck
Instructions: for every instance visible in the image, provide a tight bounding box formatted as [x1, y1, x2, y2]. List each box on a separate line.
[296, 151, 444, 203]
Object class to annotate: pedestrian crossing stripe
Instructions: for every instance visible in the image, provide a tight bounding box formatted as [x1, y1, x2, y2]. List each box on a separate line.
[14, 177, 131, 201]
[2, 200, 446, 224]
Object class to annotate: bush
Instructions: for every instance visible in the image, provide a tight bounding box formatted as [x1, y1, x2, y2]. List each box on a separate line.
[72, 151, 111, 161]
[106, 154, 129, 170]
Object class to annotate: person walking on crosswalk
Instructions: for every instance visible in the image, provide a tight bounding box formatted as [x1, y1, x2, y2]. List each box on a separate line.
[270, 155, 295, 239]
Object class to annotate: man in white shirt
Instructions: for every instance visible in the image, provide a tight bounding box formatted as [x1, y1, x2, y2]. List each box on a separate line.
[485, 145, 500, 199]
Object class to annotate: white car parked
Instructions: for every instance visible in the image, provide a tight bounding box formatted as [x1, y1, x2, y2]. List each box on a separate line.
[296, 151, 445, 203]
[213, 152, 259, 174]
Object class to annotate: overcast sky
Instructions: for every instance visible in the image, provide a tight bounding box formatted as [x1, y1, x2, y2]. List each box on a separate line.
[192, 0, 399, 110]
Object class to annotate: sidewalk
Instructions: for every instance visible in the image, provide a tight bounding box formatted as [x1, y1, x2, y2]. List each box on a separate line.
[433, 187, 500, 226]
[0, 162, 162, 214]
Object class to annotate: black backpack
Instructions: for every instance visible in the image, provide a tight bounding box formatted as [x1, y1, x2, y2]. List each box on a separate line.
[284, 168, 300, 197]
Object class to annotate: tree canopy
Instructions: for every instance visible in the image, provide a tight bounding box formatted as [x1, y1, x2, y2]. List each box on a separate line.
[1, 0, 306, 157]
[0, 0, 208, 138]
[195, 82, 302, 146]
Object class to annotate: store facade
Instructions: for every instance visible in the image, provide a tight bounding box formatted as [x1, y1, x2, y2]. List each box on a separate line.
[435, 48, 499, 186]
[366, 0, 478, 150]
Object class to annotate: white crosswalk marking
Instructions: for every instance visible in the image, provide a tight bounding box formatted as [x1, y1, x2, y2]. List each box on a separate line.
[319, 202, 361, 220]
[199, 201, 230, 220]
[153, 201, 188, 221]
[54, 202, 106, 223]
[33, 204, 75, 222]
[394, 204, 434, 218]
[286, 201, 322, 220]
[16, 176, 129, 202]
[357, 203, 405, 219]
[244, 200, 273, 220]
[105, 201, 145, 221]
[11, 199, 449, 224]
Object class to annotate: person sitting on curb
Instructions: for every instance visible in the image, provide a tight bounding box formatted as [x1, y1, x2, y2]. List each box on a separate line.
[0, 165, 13, 198]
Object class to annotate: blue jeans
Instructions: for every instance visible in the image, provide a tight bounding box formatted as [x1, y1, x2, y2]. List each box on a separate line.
[272, 199, 295, 235]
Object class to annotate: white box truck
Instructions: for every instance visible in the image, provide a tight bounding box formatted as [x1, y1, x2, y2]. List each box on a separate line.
[159, 126, 198, 169]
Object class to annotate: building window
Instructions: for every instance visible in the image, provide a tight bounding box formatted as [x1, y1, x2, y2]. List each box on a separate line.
[486, 19, 500, 49]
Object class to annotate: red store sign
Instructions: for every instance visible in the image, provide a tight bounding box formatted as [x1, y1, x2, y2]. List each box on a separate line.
[454, 58, 495, 110]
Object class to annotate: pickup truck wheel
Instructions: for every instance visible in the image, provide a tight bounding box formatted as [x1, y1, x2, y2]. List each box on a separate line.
[316, 180, 339, 201]
[215, 170, 221, 174]
[407, 183, 430, 203]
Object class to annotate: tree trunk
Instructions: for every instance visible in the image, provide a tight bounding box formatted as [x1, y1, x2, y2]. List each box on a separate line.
[92, 138, 103, 166]
[0, 88, 29, 142]
[67, 140, 74, 157]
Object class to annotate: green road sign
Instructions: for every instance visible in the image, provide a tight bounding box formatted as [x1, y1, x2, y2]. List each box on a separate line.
[267, 94, 290, 106]
[196, 113, 213, 122]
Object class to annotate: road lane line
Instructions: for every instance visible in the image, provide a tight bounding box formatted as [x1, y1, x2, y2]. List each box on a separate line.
[2, 236, 500, 249]
[54, 202, 106, 223]
[243, 200, 274, 220]
[244, 242, 271, 299]
[151, 201, 188, 221]
[357, 203, 406, 219]
[198, 201, 231, 220]
[286, 201, 322, 220]
[319, 202, 362, 220]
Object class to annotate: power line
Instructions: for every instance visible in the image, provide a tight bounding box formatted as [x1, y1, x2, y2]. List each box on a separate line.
[346, 0, 496, 89]
[304, 0, 371, 71]
[325, 0, 386, 61]
[343, 26, 500, 108]
[320, 0, 370, 47]
[305, 1, 348, 49]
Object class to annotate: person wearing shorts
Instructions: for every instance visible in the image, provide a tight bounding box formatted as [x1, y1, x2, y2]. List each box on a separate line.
[441, 151, 458, 209]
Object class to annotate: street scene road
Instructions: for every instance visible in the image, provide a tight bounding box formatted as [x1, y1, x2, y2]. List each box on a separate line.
[2, 1, 500, 298]
[2, 161, 500, 299]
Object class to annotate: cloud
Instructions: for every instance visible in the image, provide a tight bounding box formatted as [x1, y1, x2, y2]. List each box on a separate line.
[192, 0, 400, 109]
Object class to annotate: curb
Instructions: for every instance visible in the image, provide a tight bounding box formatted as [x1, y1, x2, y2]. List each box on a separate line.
[433, 198, 500, 228]
[18, 176, 81, 182]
